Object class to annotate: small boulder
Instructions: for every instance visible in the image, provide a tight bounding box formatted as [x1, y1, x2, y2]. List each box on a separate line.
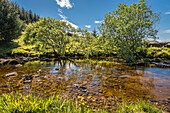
[8, 60, 19, 65]
[6, 72, 18, 77]
[2, 60, 10, 65]
[15, 64, 23, 68]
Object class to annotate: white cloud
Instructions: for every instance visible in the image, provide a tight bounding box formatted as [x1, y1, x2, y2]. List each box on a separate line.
[94, 20, 102, 24]
[61, 20, 78, 29]
[58, 14, 67, 20]
[58, 8, 63, 13]
[165, 12, 170, 14]
[56, 0, 72, 9]
[85, 25, 91, 28]
[164, 29, 170, 33]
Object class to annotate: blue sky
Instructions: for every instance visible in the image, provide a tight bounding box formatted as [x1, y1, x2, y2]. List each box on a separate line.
[10, 0, 170, 42]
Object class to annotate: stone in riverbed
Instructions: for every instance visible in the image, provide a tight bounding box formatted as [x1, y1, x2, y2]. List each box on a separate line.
[8, 60, 19, 65]
[74, 84, 79, 88]
[55, 68, 60, 70]
[3, 84, 9, 87]
[44, 76, 49, 79]
[6, 72, 18, 77]
[80, 86, 87, 89]
[15, 64, 23, 68]
[23, 75, 33, 81]
[1, 59, 10, 65]
[24, 80, 32, 84]
[34, 74, 41, 78]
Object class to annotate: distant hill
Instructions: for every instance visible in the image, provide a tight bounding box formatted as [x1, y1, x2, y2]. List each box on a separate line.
[148, 42, 170, 48]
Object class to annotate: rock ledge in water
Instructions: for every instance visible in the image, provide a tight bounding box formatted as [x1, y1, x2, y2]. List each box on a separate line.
[6, 72, 18, 77]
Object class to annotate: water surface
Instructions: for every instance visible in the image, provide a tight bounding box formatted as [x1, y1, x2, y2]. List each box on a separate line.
[0, 60, 169, 111]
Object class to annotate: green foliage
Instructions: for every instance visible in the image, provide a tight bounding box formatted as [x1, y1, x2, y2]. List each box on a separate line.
[22, 17, 75, 57]
[99, 0, 160, 62]
[117, 100, 162, 113]
[146, 47, 170, 59]
[0, 93, 107, 113]
[0, 0, 23, 43]
[12, 45, 44, 57]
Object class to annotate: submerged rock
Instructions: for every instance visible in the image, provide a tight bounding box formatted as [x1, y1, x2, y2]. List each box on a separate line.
[74, 84, 79, 88]
[24, 80, 32, 84]
[6, 72, 18, 77]
[3, 84, 9, 87]
[44, 76, 49, 79]
[34, 74, 41, 78]
[80, 86, 87, 89]
[23, 74, 33, 81]
[57, 77, 63, 81]
[55, 68, 60, 70]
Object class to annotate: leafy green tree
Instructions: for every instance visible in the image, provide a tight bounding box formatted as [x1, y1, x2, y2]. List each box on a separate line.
[99, 0, 160, 62]
[22, 17, 75, 57]
[0, 0, 23, 43]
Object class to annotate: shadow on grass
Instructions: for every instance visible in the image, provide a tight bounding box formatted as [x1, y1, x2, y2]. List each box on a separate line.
[0, 41, 19, 57]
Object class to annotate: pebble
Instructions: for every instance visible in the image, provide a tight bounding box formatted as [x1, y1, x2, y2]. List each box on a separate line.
[3, 84, 9, 87]
[74, 84, 79, 88]
[55, 68, 60, 70]
[15, 64, 23, 68]
[34, 74, 41, 78]
[80, 86, 87, 89]
[24, 80, 32, 84]
[44, 76, 49, 79]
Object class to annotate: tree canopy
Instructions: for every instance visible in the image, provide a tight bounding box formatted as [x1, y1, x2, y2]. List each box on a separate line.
[0, 0, 23, 43]
[22, 17, 76, 57]
[99, 0, 160, 62]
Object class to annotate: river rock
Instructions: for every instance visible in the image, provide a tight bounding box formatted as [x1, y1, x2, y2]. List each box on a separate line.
[8, 59, 19, 65]
[6, 72, 18, 77]
[80, 86, 87, 89]
[1, 59, 10, 65]
[44, 76, 49, 78]
[24, 80, 32, 84]
[34, 74, 41, 78]
[74, 84, 79, 88]
[23, 74, 33, 81]
[15, 64, 23, 68]
[57, 77, 63, 81]
[3, 84, 9, 87]
[55, 68, 60, 70]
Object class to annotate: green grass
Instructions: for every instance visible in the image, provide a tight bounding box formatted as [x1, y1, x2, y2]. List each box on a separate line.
[0, 93, 107, 113]
[0, 93, 163, 113]
[116, 100, 162, 113]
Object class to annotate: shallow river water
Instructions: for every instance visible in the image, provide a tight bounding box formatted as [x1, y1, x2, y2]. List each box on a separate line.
[0, 60, 170, 112]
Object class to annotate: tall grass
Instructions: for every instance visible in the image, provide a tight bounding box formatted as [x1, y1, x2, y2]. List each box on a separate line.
[0, 93, 163, 113]
[116, 100, 163, 113]
[0, 93, 107, 113]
